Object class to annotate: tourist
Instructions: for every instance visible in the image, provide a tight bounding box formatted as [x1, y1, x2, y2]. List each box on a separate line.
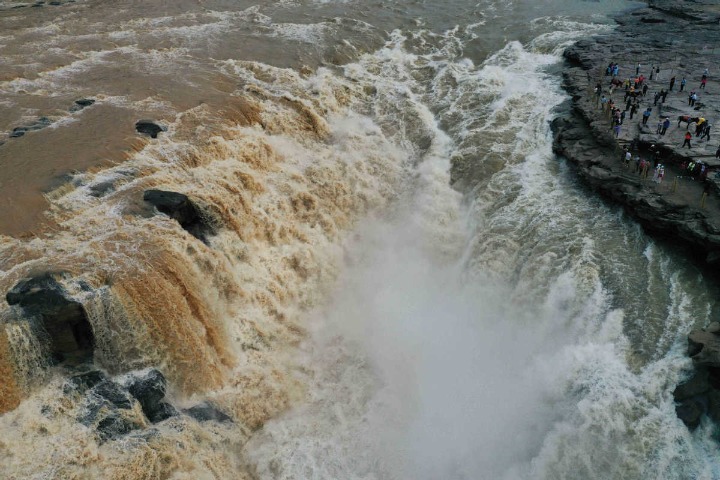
[669, 76, 676, 91]
[683, 131, 692, 148]
[620, 110, 626, 125]
[625, 150, 632, 168]
[701, 78, 707, 89]
[635, 155, 642, 172]
[636, 63, 641, 75]
[613, 124, 621, 137]
[701, 124, 712, 141]
[654, 91, 661, 105]
[642, 84, 649, 96]
[642, 107, 652, 125]
[661, 89, 668, 103]
[656, 120, 663, 135]
[680, 77, 687, 92]
[695, 117, 706, 136]
[658, 165, 665, 184]
[716, 145, 720, 159]
[661, 117, 670, 135]
[630, 103, 638, 120]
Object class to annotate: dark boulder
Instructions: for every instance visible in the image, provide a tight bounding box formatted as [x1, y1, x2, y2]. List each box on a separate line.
[91, 380, 134, 409]
[70, 98, 95, 112]
[688, 330, 720, 367]
[150, 401, 179, 423]
[675, 396, 706, 431]
[124, 369, 177, 423]
[674, 369, 710, 402]
[80, 379, 143, 441]
[10, 127, 27, 138]
[6, 274, 94, 364]
[135, 120, 166, 139]
[9, 117, 52, 138]
[96, 413, 142, 441]
[184, 402, 233, 423]
[64, 370, 108, 394]
[143, 189, 217, 242]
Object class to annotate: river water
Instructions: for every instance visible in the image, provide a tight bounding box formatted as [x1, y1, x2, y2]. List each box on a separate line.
[1, 0, 719, 478]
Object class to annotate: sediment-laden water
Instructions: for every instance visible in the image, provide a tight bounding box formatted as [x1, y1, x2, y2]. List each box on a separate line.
[1, 0, 719, 478]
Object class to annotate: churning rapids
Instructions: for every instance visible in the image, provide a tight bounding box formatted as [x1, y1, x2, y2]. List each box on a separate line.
[1, 0, 719, 478]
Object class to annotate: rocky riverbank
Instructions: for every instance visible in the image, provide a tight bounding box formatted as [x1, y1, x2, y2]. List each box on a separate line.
[552, 0, 720, 430]
[553, 0, 720, 266]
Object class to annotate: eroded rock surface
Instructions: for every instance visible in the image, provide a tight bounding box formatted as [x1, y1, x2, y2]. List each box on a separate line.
[143, 189, 218, 242]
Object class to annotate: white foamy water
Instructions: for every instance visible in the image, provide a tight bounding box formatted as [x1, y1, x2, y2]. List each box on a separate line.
[1, 1, 719, 479]
[244, 21, 720, 480]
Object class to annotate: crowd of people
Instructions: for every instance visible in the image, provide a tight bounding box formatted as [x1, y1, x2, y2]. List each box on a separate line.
[596, 62, 717, 190]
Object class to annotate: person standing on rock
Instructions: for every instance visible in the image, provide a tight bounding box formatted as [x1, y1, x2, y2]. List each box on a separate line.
[613, 124, 621, 138]
[670, 76, 676, 91]
[680, 77, 687, 92]
[637, 63, 641, 75]
[716, 145, 720, 159]
[701, 77, 707, 89]
[630, 103, 638, 120]
[661, 89, 668, 103]
[620, 110, 626, 125]
[654, 91, 661, 105]
[683, 131, 692, 148]
[656, 119, 663, 135]
[701, 123, 712, 141]
[662, 117, 670, 135]
[625, 149, 632, 168]
[642, 107, 652, 125]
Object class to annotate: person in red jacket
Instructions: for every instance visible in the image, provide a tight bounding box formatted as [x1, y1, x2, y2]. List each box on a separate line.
[683, 131, 692, 148]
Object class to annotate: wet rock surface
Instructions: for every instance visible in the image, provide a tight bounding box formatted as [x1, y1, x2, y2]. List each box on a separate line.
[122, 368, 178, 423]
[6, 274, 95, 364]
[553, 1, 720, 430]
[70, 98, 95, 112]
[9, 117, 52, 138]
[143, 189, 217, 242]
[184, 401, 233, 423]
[553, 0, 720, 269]
[135, 120, 166, 138]
[674, 326, 720, 430]
[66, 368, 233, 442]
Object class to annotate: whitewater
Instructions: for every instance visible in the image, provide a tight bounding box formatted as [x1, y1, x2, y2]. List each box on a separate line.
[0, 0, 719, 479]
